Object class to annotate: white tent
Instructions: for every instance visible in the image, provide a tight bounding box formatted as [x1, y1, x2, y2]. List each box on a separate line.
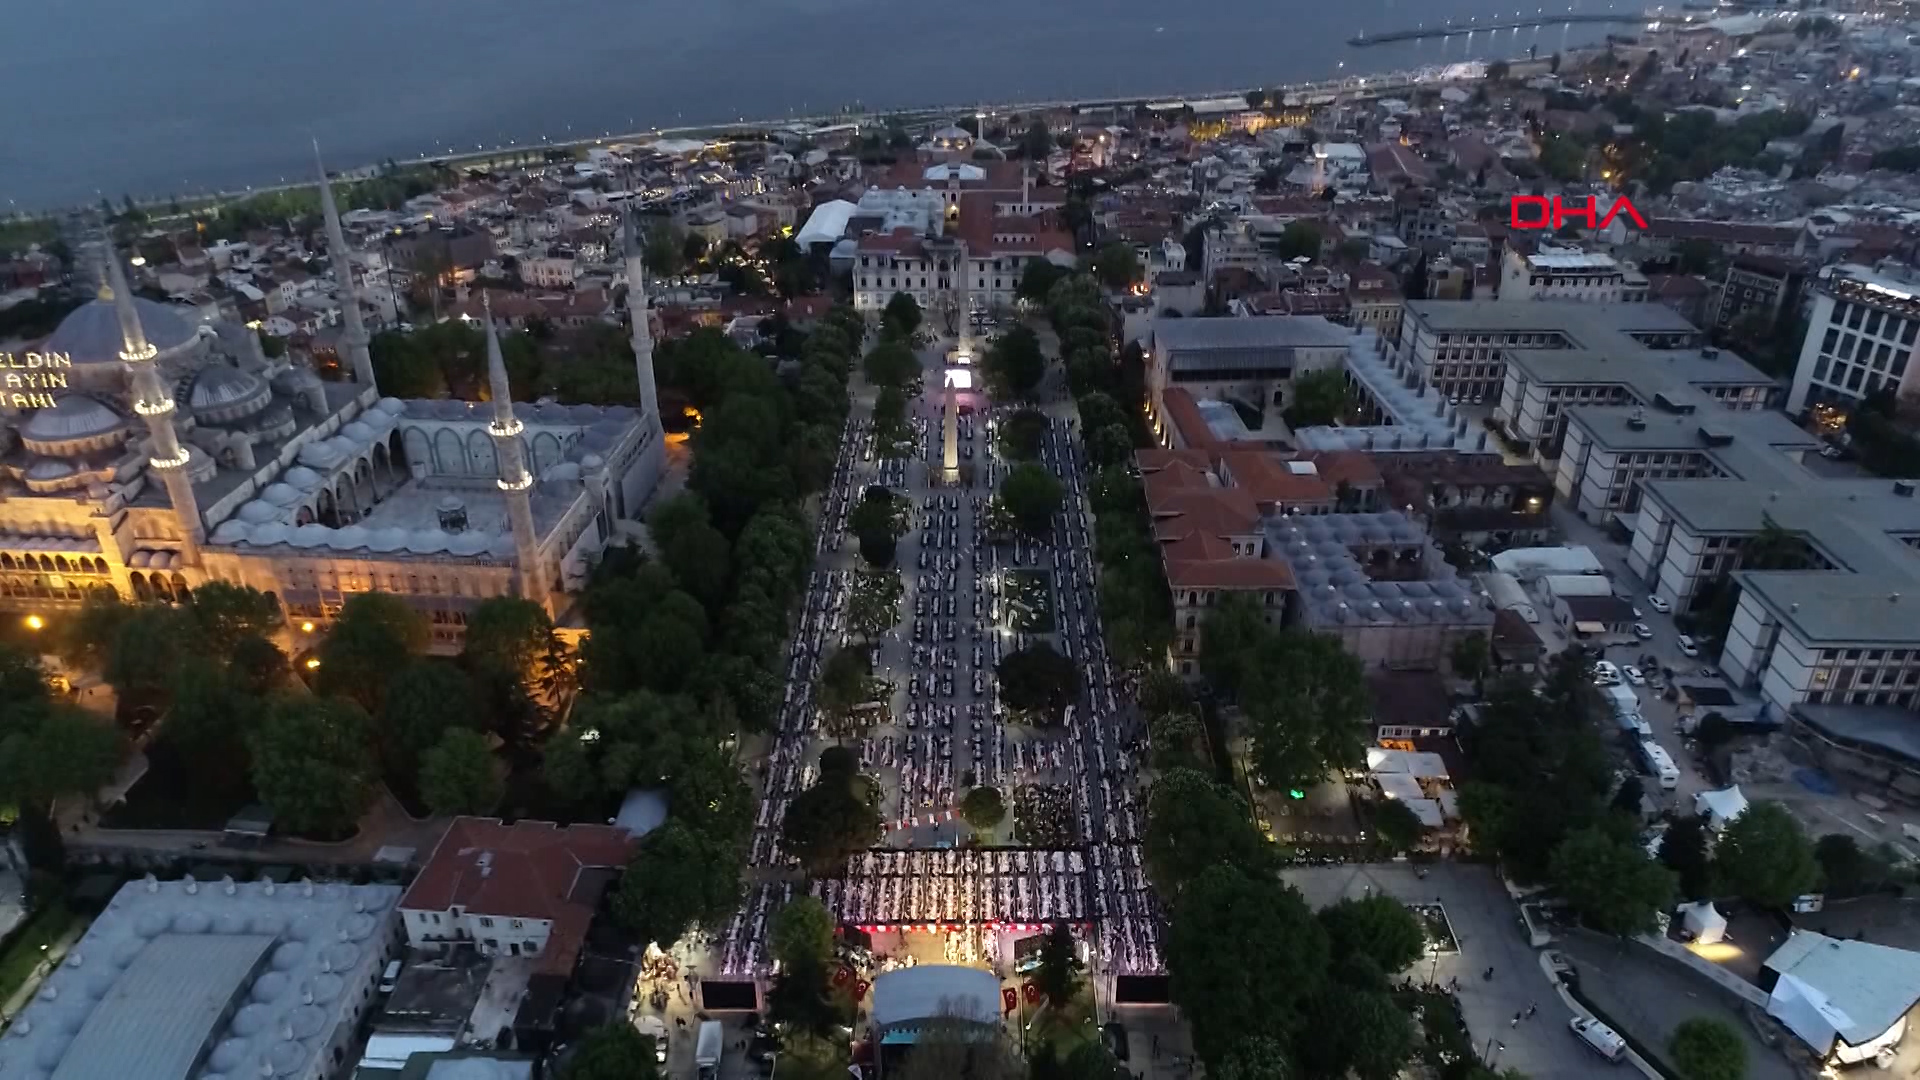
[1376, 773, 1426, 803]
[1765, 932, 1920, 1062]
[1679, 901, 1727, 945]
[1693, 786, 1749, 831]
[1366, 748, 1450, 779]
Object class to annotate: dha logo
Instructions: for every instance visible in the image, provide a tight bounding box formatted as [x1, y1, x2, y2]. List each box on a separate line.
[1509, 195, 1648, 231]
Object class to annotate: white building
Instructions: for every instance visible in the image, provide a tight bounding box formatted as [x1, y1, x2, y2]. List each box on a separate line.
[0, 876, 402, 1080]
[1398, 300, 1702, 411]
[399, 817, 636, 973]
[1500, 341, 1775, 457]
[1499, 245, 1629, 303]
[1784, 264, 1920, 416]
[519, 255, 576, 290]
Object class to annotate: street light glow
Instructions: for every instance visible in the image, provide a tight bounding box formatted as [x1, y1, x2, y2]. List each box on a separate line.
[23, 615, 43, 631]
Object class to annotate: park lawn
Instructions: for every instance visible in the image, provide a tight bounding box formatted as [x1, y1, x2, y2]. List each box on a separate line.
[0, 899, 81, 1007]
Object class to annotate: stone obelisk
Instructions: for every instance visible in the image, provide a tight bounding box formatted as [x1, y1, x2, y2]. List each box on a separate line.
[941, 374, 960, 485]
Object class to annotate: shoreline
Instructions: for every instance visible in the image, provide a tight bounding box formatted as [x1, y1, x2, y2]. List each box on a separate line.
[4, 60, 1491, 224]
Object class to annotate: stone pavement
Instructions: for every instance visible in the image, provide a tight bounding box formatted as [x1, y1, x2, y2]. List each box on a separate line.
[1283, 862, 1617, 1080]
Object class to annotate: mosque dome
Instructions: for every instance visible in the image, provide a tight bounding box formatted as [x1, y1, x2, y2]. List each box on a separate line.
[928, 123, 975, 151]
[20, 395, 126, 443]
[187, 365, 271, 424]
[45, 293, 199, 366]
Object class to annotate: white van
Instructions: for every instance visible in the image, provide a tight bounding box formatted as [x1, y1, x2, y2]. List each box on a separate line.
[1570, 1017, 1627, 1062]
[378, 959, 402, 994]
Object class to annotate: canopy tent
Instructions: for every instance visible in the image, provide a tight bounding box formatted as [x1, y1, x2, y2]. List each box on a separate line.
[1693, 786, 1749, 831]
[1375, 773, 1426, 803]
[1679, 901, 1727, 945]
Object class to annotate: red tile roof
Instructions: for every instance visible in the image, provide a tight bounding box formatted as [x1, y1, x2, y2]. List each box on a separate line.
[403, 817, 637, 975]
[1158, 386, 1219, 450]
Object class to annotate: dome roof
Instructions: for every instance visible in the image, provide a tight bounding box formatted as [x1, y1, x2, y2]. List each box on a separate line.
[341, 421, 377, 443]
[260, 484, 303, 507]
[24, 459, 77, 482]
[20, 395, 126, 442]
[45, 294, 198, 364]
[296, 440, 346, 469]
[282, 466, 324, 490]
[236, 501, 282, 524]
[187, 364, 271, 419]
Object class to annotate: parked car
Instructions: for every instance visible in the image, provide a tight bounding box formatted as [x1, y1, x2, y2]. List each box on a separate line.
[1676, 634, 1699, 657]
[1647, 595, 1672, 614]
[1592, 660, 1622, 686]
[1622, 665, 1646, 686]
[1632, 622, 1654, 640]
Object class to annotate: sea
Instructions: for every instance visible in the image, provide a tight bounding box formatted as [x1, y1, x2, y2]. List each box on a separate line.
[1, 0, 1639, 212]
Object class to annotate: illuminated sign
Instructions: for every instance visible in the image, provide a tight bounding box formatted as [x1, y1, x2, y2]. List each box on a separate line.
[1509, 195, 1647, 232]
[0, 352, 73, 409]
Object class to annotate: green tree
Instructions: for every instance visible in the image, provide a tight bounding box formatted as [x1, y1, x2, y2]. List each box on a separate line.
[1240, 631, 1370, 795]
[317, 592, 430, 713]
[1197, 593, 1272, 698]
[1713, 801, 1819, 908]
[1814, 833, 1887, 896]
[995, 408, 1049, 461]
[1021, 122, 1055, 161]
[995, 642, 1080, 721]
[380, 661, 483, 766]
[1034, 922, 1083, 1009]
[1282, 368, 1351, 428]
[982, 325, 1047, 398]
[882, 291, 922, 337]
[645, 221, 683, 278]
[462, 595, 574, 719]
[1372, 798, 1426, 854]
[771, 895, 837, 971]
[815, 646, 874, 740]
[1018, 258, 1066, 302]
[961, 785, 1006, 831]
[162, 656, 253, 775]
[871, 384, 912, 455]
[52, 589, 130, 673]
[650, 494, 734, 611]
[862, 338, 921, 389]
[1318, 894, 1427, 975]
[249, 696, 378, 836]
[1550, 826, 1677, 935]
[996, 462, 1064, 536]
[613, 818, 743, 945]
[560, 1022, 662, 1080]
[1300, 986, 1414, 1080]
[846, 569, 904, 643]
[228, 635, 289, 695]
[1168, 867, 1329, 1066]
[1211, 1036, 1292, 1080]
[1659, 815, 1715, 899]
[1277, 221, 1322, 261]
[1669, 1018, 1747, 1080]
[104, 605, 205, 703]
[185, 582, 284, 656]
[780, 766, 882, 873]
[1452, 633, 1491, 683]
[1144, 768, 1270, 893]
[0, 705, 123, 810]
[1090, 242, 1142, 290]
[418, 728, 503, 816]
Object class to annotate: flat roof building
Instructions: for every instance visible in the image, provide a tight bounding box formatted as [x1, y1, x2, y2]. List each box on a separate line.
[0, 876, 401, 1080]
[1784, 264, 1920, 417]
[1398, 299, 1700, 409]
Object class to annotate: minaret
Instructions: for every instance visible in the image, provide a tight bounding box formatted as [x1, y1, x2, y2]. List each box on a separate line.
[620, 205, 660, 428]
[108, 244, 203, 562]
[483, 298, 545, 605]
[314, 142, 378, 392]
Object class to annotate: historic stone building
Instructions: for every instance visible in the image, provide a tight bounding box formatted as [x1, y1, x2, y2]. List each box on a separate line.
[0, 160, 663, 643]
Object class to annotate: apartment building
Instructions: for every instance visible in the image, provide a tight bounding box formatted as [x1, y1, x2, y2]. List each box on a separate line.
[1398, 300, 1700, 408]
[1784, 265, 1920, 416]
[1499, 245, 1629, 303]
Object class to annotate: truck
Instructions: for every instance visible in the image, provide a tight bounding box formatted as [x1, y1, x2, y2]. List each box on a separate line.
[696, 1019, 723, 1080]
[1601, 683, 1641, 720]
